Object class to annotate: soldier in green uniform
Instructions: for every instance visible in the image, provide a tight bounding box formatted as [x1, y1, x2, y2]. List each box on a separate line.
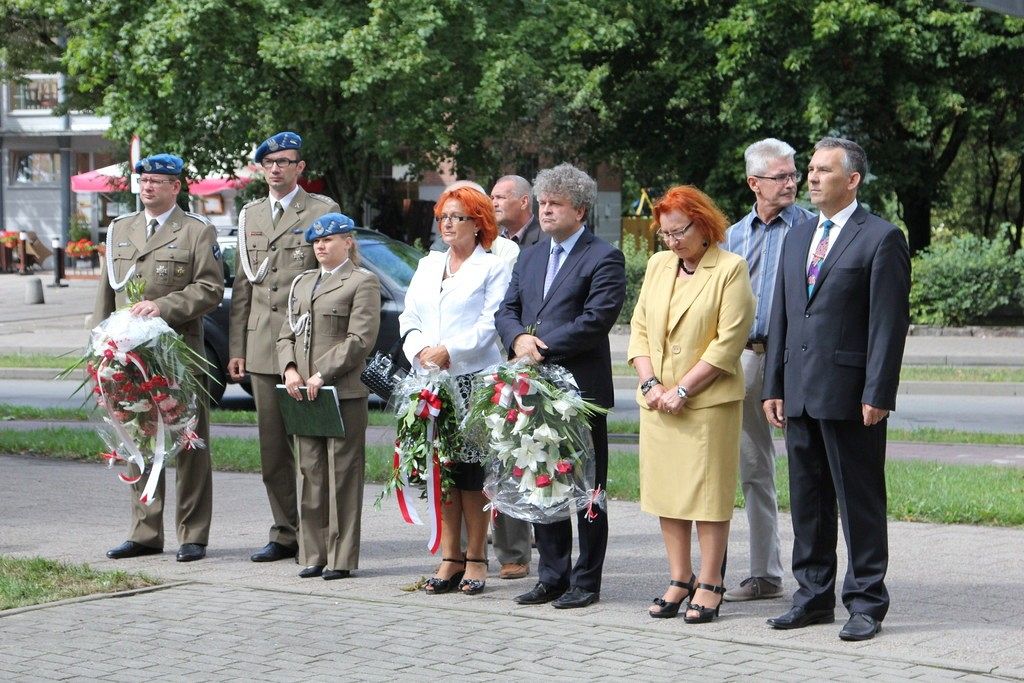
[227, 131, 341, 563]
[278, 213, 380, 579]
[94, 153, 224, 563]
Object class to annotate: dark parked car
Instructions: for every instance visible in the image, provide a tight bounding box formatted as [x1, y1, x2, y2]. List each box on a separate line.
[202, 227, 423, 403]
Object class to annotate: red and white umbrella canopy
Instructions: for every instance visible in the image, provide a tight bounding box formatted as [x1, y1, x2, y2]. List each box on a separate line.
[70, 163, 258, 196]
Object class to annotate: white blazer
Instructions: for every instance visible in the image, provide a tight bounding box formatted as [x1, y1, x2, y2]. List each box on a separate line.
[400, 245, 512, 377]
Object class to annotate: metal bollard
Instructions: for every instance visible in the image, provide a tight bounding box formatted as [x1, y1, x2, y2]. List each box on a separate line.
[48, 237, 68, 288]
[25, 276, 45, 304]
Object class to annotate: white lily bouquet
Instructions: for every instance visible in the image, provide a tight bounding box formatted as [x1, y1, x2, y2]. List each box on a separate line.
[464, 361, 607, 524]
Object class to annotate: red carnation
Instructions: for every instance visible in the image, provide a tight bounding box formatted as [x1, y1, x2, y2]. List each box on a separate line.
[555, 460, 573, 475]
[535, 474, 552, 488]
[512, 466, 524, 477]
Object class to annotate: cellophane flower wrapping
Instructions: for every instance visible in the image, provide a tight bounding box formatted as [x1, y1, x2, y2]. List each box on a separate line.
[464, 361, 608, 524]
[67, 309, 209, 505]
[376, 368, 464, 506]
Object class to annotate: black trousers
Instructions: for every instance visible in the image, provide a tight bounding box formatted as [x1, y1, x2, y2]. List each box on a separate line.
[533, 415, 608, 593]
[785, 412, 889, 621]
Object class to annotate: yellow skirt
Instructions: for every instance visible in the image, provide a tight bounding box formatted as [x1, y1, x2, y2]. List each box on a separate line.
[638, 400, 742, 521]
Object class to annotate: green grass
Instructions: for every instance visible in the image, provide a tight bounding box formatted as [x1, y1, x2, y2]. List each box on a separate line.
[2, 427, 1021, 527]
[0, 403, 391, 427]
[0, 556, 159, 610]
[0, 353, 79, 369]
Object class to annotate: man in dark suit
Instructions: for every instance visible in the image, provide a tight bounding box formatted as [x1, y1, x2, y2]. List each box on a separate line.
[495, 163, 626, 609]
[762, 137, 910, 641]
[491, 175, 541, 248]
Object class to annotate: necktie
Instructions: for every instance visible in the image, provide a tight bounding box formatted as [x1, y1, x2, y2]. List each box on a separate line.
[146, 219, 158, 240]
[806, 219, 834, 297]
[543, 244, 564, 298]
[511, 234, 520, 245]
[272, 201, 283, 228]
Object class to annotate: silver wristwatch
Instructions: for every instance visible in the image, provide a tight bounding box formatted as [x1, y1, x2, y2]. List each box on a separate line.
[676, 386, 689, 399]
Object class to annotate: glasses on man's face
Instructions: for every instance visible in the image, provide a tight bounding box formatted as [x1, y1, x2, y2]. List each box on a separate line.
[437, 214, 473, 225]
[752, 172, 802, 184]
[260, 158, 300, 169]
[656, 222, 693, 244]
[138, 177, 176, 186]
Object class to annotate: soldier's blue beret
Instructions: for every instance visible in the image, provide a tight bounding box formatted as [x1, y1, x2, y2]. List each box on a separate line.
[305, 213, 356, 243]
[134, 154, 184, 175]
[255, 131, 302, 163]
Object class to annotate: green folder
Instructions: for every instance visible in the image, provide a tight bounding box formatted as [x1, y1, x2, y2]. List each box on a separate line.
[275, 384, 345, 438]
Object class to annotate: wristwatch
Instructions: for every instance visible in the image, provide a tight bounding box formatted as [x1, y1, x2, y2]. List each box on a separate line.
[676, 385, 689, 400]
[640, 377, 659, 396]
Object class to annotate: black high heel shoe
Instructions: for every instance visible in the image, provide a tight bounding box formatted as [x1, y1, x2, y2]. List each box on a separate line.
[424, 558, 466, 594]
[459, 558, 488, 595]
[649, 573, 696, 619]
[684, 583, 726, 623]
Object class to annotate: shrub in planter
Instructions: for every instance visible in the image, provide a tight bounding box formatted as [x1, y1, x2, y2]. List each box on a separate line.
[909, 234, 1023, 326]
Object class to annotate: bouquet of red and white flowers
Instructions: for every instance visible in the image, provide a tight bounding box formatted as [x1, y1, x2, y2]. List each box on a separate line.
[464, 361, 607, 524]
[377, 369, 463, 553]
[62, 282, 210, 505]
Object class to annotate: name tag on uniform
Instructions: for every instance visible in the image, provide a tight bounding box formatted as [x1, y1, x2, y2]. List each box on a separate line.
[118, 242, 130, 247]
[250, 231, 264, 237]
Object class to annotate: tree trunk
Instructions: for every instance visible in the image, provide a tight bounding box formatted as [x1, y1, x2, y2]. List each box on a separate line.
[896, 184, 933, 255]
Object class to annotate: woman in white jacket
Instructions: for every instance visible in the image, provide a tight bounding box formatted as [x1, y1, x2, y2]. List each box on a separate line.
[399, 185, 512, 595]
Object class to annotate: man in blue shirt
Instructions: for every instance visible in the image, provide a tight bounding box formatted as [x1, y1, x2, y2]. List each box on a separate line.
[722, 138, 814, 602]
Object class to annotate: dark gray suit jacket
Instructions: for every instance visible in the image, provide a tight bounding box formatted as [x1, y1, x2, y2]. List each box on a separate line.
[512, 215, 542, 249]
[495, 228, 625, 408]
[762, 204, 910, 420]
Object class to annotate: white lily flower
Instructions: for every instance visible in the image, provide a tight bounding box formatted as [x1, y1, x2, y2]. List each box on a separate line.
[531, 423, 564, 447]
[517, 468, 536, 493]
[551, 398, 578, 422]
[512, 436, 547, 471]
[510, 410, 531, 434]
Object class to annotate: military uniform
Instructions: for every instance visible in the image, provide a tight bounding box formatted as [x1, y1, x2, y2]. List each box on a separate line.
[277, 260, 380, 570]
[228, 187, 340, 548]
[92, 206, 224, 549]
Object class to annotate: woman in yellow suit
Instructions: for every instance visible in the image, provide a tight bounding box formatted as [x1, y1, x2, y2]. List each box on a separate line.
[628, 186, 754, 623]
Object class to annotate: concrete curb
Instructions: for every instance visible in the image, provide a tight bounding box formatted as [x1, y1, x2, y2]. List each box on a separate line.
[0, 580, 190, 618]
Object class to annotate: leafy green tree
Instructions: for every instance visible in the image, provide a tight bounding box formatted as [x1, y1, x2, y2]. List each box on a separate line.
[710, 0, 1024, 253]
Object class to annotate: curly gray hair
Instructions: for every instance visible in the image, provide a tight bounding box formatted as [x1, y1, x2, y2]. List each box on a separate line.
[533, 163, 597, 210]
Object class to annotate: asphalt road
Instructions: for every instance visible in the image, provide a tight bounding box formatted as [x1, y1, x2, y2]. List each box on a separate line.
[5, 378, 1023, 435]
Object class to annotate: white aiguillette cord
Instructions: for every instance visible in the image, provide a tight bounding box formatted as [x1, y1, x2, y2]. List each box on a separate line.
[105, 222, 137, 292]
[237, 206, 271, 284]
[287, 269, 318, 352]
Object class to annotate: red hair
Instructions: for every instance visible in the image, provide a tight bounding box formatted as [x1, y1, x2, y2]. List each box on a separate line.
[652, 185, 729, 244]
[434, 186, 498, 249]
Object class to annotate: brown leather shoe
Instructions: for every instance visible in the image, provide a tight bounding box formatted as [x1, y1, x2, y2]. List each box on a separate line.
[499, 563, 529, 580]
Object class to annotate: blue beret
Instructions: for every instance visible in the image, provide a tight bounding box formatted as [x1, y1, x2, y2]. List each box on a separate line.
[255, 131, 302, 163]
[134, 154, 184, 175]
[305, 213, 356, 243]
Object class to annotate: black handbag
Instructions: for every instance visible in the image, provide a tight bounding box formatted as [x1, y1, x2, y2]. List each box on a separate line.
[360, 331, 413, 402]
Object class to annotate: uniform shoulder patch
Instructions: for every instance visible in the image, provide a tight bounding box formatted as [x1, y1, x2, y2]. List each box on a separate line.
[307, 193, 337, 206]
[110, 211, 141, 223]
[185, 211, 214, 226]
[356, 267, 373, 275]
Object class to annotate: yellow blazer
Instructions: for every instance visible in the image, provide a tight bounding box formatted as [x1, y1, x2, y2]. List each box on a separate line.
[627, 246, 754, 410]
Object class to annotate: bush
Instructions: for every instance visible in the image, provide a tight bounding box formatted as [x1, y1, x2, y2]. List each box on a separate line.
[618, 234, 653, 325]
[910, 234, 1023, 326]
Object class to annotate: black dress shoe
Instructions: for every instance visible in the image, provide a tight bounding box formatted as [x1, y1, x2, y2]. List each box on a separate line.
[552, 587, 600, 609]
[176, 543, 206, 562]
[322, 569, 350, 581]
[299, 565, 325, 578]
[250, 542, 299, 563]
[839, 613, 881, 641]
[514, 582, 566, 605]
[767, 605, 835, 630]
[106, 540, 162, 559]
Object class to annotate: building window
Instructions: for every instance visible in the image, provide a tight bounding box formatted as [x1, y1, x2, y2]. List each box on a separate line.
[10, 152, 62, 184]
[8, 77, 60, 111]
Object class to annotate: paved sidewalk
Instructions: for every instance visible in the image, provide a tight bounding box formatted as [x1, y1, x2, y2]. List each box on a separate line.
[1, 455, 1022, 680]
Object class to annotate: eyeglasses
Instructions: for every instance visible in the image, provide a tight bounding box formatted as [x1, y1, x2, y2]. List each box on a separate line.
[437, 214, 473, 224]
[656, 222, 693, 244]
[752, 172, 802, 184]
[260, 158, 301, 169]
[138, 177, 177, 186]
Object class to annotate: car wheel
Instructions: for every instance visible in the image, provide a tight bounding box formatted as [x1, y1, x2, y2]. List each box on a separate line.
[204, 342, 227, 405]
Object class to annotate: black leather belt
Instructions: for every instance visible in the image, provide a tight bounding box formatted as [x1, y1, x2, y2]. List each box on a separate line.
[745, 338, 767, 354]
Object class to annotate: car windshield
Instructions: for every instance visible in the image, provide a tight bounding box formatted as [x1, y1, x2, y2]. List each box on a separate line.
[356, 234, 418, 289]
